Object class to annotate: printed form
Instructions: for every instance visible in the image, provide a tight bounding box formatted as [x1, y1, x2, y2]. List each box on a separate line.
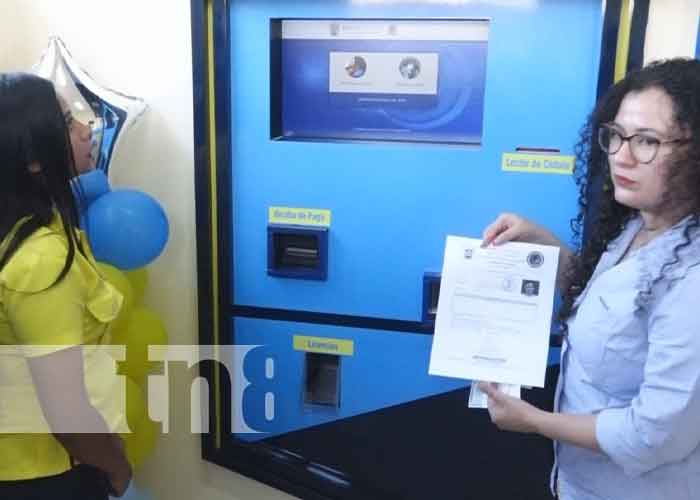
[428, 236, 559, 394]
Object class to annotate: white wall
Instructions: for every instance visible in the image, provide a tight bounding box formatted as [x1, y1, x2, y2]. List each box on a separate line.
[0, 1, 295, 499]
[645, 0, 700, 63]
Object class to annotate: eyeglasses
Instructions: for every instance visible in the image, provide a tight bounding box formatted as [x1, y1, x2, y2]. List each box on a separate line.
[598, 124, 687, 164]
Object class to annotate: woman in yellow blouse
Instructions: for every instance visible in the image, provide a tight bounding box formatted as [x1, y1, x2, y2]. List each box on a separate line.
[0, 73, 131, 498]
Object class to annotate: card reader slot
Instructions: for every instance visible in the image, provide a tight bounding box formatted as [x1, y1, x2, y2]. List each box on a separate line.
[422, 272, 441, 324]
[515, 146, 561, 153]
[428, 279, 440, 316]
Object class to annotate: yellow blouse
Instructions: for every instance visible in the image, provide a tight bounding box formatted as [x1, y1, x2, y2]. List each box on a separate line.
[0, 216, 125, 480]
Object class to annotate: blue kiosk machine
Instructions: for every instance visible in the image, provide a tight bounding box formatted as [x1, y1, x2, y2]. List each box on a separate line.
[190, 1, 650, 498]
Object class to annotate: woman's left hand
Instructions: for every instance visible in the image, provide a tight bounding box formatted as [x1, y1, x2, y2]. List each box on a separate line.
[479, 382, 542, 433]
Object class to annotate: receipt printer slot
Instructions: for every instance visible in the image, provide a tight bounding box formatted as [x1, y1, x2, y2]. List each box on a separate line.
[279, 239, 319, 267]
[268, 225, 328, 280]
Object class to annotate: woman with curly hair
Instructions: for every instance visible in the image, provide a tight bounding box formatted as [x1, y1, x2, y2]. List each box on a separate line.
[479, 58, 700, 499]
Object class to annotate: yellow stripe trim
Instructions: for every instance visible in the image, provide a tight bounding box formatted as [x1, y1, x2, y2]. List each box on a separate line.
[206, 0, 222, 449]
[614, 0, 633, 83]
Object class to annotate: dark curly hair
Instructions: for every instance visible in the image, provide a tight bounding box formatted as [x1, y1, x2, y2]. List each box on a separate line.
[559, 58, 700, 330]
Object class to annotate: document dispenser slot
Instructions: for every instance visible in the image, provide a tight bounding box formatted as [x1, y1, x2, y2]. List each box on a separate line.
[422, 272, 441, 324]
[304, 352, 341, 408]
[267, 225, 328, 280]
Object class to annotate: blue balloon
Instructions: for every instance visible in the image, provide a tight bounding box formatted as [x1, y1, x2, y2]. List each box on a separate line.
[86, 189, 169, 270]
[72, 170, 112, 224]
[73, 169, 111, 205]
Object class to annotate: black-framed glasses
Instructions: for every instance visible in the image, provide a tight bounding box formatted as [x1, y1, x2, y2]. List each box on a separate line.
[598, 124, 687, 164]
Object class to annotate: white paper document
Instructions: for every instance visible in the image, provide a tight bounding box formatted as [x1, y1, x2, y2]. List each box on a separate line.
[428, 236, 559, 388]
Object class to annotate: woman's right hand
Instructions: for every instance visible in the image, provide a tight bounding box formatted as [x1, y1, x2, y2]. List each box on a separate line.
[107, 435, 132, 497]
[107, 458, 132, 497]
[481, 213, 557, 247]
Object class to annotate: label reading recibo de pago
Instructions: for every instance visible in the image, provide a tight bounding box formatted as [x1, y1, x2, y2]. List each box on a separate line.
[269, 206, 332, 227]
[428, 236, 559, 388]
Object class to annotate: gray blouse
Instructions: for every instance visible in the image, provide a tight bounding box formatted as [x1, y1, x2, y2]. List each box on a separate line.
[554, 215, 700, 500]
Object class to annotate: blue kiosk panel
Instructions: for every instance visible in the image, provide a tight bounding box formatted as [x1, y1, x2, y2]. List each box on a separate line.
[231, 317, 562, 499]
[233, 317, 562, 439]
[231, 0, 602, 321]
[226, 2, 604, 499]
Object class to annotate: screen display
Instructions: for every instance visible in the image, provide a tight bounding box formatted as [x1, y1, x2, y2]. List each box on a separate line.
[273, 19, 489, 145]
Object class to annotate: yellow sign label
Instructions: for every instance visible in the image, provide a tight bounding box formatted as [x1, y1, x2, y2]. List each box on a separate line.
[502, 153, 574, 175]
[269, 207, 332, 227]
[293, 336, 354, 356]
